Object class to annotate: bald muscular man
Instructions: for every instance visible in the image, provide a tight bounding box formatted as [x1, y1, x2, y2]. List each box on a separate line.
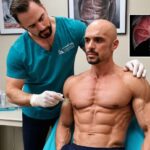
[56, 19, 150, 150]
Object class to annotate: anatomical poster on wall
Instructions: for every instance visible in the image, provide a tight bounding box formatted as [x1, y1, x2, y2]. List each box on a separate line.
[130, 15, 150, 57]
[68, 0, 126, 34]
[0, 0, 24, 34]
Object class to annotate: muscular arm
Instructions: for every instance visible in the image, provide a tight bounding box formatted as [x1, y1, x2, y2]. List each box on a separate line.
[132, 79, 150, 150]
[6, 77, 32, 106]
[56, 98, 73, 150]
[56, 77, 74, 150]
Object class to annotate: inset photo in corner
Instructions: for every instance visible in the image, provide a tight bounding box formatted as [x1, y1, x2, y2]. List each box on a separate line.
[130, 15, 150, 57]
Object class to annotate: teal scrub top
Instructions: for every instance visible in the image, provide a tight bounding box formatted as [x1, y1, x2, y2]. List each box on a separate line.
[7, 17, 86, 119]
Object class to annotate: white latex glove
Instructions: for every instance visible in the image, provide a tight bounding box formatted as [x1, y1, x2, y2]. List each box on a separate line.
[30, 91, 64, 107]
[124, 59, 146, 78]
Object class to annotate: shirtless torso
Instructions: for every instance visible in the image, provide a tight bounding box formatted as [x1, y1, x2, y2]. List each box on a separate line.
[62, 65, 149, 148]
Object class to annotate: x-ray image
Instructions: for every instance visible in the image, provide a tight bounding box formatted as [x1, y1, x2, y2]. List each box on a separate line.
[2, 0, 19, 28]
[0, 0, 24, 34]
[69, 0, 126, 34]
[73, 0, 120, 27]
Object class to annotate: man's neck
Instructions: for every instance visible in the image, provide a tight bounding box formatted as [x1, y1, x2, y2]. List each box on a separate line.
[91, 60, 116, 78]
[29, 33, 53, 50]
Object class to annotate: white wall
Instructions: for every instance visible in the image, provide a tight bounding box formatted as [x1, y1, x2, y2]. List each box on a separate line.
[0, 0, 150, 150]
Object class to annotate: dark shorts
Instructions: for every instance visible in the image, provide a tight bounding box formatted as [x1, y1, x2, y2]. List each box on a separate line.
[22, 113, 57, 150]
[61, 143, 125, 150]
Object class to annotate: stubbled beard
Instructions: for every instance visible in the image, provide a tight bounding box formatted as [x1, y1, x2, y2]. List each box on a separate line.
[87, 57, 100, 64]
[39, 25, 52, 39]
[86, 50, 100, 64]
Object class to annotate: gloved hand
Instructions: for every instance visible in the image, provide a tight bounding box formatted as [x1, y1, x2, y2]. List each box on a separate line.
[124, 59, 146, 78]
[30, 91, 64, 107]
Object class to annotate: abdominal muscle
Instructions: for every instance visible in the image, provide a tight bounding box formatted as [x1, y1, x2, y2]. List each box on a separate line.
[73, 105, 132, 148]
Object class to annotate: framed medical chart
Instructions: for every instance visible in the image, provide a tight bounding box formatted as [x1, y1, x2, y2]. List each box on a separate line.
[0, 0, 24, 34]
[68, 0, 127, 34]
[130, 15, 150, 57]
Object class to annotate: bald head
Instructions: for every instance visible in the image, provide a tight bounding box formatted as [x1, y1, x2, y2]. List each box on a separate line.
[85, 19, 117, 41]
[84, 19, 119, 65]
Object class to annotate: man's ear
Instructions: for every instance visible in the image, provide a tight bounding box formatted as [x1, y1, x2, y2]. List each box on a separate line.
[112, 39, 119, 51]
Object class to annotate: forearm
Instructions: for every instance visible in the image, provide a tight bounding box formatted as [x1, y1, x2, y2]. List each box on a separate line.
[56, 123, 71, 150]
[6, 88, 32, 106]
